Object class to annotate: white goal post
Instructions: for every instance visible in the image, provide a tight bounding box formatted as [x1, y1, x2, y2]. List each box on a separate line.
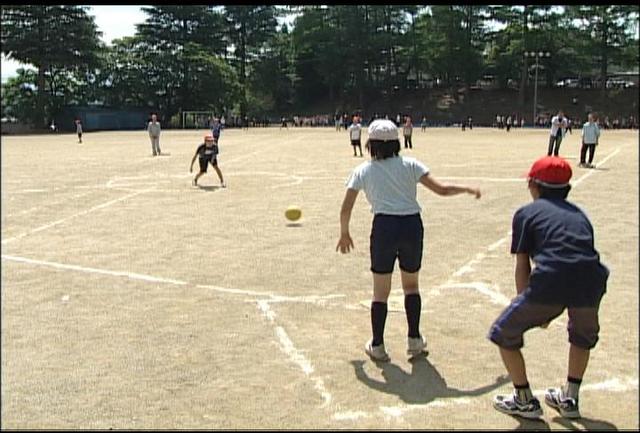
[182, 111, 216, 129]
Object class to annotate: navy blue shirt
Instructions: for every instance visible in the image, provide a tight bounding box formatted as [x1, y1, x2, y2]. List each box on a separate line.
[511, 198, 608, 305]
[211, 123, 223, 139]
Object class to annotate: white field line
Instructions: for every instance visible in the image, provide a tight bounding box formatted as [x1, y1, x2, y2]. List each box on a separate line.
[1, 254, 344, 306]
[257, 300, 333, 407]
[4, 191, 94, 218]
[1, 254, 188, 285]
[331, 376, 639, 421]
[437, 282, 512, 306]
[1, 252, 339, 408]
[441, 147, 621, 305]
[572, 147, 621, 187]
[1, 188, 154, 245]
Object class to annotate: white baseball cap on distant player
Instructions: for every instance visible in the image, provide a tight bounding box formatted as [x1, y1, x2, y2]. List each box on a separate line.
[368, 119, 398, 141]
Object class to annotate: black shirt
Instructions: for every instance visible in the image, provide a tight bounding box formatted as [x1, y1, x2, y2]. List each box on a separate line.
[197, 143, 218, 159]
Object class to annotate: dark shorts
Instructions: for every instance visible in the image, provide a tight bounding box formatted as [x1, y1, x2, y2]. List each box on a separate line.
[198, 156, 217, 172]
[370, 213, 423, 274]
[351, 139, 361, 146]
[488, 290, 604, 350]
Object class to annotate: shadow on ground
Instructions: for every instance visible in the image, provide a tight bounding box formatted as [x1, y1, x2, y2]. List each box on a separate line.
[551, 415, 618, 431]
[350, 355, 510, 404]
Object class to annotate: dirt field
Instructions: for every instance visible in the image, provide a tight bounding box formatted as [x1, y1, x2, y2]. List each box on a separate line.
[1, 125, 638, 429]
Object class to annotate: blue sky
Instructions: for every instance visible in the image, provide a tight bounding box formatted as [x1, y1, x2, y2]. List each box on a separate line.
[1, 6, 149, 82]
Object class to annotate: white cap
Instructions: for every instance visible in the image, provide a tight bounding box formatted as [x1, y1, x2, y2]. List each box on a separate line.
[368, 119, 398, 141]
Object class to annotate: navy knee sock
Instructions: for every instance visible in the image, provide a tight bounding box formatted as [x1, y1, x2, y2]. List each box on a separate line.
[371, 301, 388, 346]
[404, 293, 421, 338]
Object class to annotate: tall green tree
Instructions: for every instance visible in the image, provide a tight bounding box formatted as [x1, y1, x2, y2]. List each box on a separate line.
[1, 5, 102, 126]
[567, 5, 640, 93]
[223, 6, 278, 117]
[135, 6, 230, 123]
[249, 25, 296, 116]
[1, 69, 39, 124]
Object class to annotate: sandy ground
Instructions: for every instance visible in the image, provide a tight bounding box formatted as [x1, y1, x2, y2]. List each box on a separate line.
[1, 126, 638, 429]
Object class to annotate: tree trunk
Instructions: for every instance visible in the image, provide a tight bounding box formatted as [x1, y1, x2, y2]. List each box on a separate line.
[36, 8, 47, 128]
[37, 65, 47, 128]
[600, 16, 608, 97]
[518, 6, 529, 106]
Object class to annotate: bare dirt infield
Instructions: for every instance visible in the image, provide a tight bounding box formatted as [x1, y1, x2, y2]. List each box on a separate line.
[1, 126, 638, 429]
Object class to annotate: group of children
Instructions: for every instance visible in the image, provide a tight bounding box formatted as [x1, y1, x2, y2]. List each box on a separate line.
[80, 106, 610, 422]
[337, 118, 609, 421]
[141, 112, 608, 421]
[347, 114, 415, 157]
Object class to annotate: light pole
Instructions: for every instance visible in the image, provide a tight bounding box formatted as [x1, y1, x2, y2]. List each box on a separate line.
[524, 51, 550, 127]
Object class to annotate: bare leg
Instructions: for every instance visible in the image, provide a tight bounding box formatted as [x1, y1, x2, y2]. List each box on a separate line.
[372, 272, 392, 302]
[499, 347, 529, 386]
[400, 270, 419, 295]
[568, 344, 590, 379]
[213, 165, 224, 185]
[193, 172, 204, 185]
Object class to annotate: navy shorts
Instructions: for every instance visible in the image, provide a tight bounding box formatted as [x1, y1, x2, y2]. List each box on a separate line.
[198, 156, 217, 172]
[488, 291, 604, 350]
[351, 139, 361, 146]
[370, 213, 423, 274]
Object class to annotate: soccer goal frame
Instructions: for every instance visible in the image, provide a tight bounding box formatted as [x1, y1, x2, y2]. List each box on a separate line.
[182, 111, 216, 129]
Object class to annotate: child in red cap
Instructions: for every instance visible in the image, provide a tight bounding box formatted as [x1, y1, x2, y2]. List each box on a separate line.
[190, 134, 225, 188]
[489, 156, 609, 419]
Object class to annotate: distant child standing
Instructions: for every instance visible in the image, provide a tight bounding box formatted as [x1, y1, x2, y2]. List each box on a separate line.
[402, 116, 413, 149]
[147, 113, 162, 156]
[348, 115, 363, 157]
[489, 155, 608, 420]
[211, 117, 223, 141]
[579, 113, 601, 168]
[190, 133, 226, 188]
[75, 119, 83, 143]
[421, 116, 427, 132]
[547, 110, 568, 156]
[336, 119, 481, 362]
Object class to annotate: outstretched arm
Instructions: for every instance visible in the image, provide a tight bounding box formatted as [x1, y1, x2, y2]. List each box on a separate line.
[419, 174, 481, 198]
[350, 360, 388, 392]
[336, 188, 359, 253]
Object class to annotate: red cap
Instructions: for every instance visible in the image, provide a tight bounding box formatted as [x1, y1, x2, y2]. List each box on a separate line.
[527, 156, 572, 187]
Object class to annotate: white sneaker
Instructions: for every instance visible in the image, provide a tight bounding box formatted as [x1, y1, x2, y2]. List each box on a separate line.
[221, 182, 227, 188]
[407, 336, 428, 357]
[364, 339, 390, 362]
[493, 392, 543, 419]
[545, 387, 580, 419]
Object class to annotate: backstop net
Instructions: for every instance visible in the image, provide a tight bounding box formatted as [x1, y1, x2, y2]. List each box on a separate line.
[182, 111, 216, 129]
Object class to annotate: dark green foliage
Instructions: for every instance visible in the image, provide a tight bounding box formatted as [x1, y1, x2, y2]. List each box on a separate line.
[2, 5, 638, 125]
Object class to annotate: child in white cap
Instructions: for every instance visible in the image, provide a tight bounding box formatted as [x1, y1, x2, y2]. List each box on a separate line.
[336, 119, 481, 362]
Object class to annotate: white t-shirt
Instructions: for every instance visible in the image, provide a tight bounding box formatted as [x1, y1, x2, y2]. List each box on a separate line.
[550, 115, 567, 137]
[345, 156, 429, 215]
[349, 123, 362, 140]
